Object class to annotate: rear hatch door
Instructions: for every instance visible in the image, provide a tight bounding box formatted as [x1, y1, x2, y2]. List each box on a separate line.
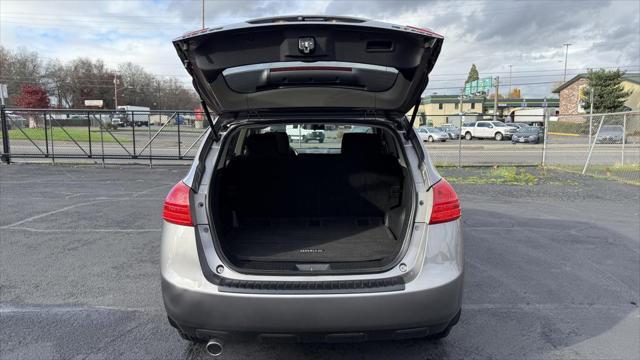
[173, 16, 443, 115]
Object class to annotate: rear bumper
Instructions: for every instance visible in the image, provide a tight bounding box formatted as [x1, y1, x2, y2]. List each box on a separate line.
[161, 221, 463, 338]
[162, 272, 462, 336]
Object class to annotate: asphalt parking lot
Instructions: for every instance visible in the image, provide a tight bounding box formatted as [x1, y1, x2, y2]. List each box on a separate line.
[1, 164, 639, 359]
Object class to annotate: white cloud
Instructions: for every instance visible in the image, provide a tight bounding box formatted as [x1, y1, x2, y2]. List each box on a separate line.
[1, 0, 638, 96]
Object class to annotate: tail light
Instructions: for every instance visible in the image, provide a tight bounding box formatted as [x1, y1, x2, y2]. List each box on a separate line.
[429, 179, 461, 224]
[163, 181, 193, 226]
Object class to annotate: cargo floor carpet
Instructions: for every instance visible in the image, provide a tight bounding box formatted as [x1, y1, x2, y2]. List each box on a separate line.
[225, 217, 399, 262]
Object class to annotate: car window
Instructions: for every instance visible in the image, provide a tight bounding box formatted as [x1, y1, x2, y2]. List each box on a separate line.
[492, 121, 506, 127]
[477, 122, 490, 128]
[254, 123, 376, 154]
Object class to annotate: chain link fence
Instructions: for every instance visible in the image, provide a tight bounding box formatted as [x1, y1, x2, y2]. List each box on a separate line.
[544, 111, 640, 184]
[1, 107, 638, 183]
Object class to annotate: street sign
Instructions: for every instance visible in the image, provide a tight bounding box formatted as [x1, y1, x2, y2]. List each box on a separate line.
[464, 77, 492, 96]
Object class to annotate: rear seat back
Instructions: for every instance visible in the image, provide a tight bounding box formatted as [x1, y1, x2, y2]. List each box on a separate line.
[223, 132, 403, 221]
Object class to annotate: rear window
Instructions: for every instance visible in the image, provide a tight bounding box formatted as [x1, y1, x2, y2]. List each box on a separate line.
[251, 124, 377, 154]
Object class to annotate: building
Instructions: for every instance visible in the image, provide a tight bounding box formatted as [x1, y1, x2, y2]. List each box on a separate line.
[414, 95, 484, 127]
[409, 95, 558, 127]
[486, 98, 559, 117]
[552, 73, 639, 121]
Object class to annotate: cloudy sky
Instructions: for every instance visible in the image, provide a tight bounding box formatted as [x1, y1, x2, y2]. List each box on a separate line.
[1, 0, 639, 97]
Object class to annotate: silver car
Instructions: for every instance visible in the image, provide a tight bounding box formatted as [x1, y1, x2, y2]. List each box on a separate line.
[418, 126, 449, 142]
[596, 125, 624, 144]
[162, 16, 463, 355]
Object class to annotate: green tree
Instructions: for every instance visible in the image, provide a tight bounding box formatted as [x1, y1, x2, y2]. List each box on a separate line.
[583, 69, 632, 113]
[465, 64, 479, 84]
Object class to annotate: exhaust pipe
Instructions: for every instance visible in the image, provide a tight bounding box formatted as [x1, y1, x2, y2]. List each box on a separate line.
[205, 339, 224, 357]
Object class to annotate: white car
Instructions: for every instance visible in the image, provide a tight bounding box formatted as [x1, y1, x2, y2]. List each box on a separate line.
[461, 121, 516, 141]
[286, 124, 325, 143]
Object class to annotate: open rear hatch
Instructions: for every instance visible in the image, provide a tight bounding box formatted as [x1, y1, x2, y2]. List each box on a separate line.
[210, 123, 416, 274]
[173, 15, 443, 115]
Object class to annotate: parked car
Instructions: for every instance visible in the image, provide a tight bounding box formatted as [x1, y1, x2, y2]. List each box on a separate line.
[506, 123, 526, 130]
[286, 124, 325, 143]
[461, 120, 516, 141]
[417, 126, 449, 142]
[511, 126, 543, 144]
[596, 125, 624, 144]
[437, 124, 461, 139]
[162, 16, 462, 355]
[349, 125, 374, 133]
[5, 112, 27, 129]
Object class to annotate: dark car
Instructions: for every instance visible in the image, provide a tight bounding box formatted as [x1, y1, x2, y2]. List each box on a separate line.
[511, 126, 542, 144]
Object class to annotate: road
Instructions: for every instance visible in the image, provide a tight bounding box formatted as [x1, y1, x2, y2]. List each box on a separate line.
[1, 165, 638, 359]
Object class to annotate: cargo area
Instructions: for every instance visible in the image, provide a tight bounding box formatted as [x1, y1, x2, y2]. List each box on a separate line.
[209, 127, 414, 273]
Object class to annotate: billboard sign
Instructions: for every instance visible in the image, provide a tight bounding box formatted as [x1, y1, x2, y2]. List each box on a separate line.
[464, 77, 492, 96]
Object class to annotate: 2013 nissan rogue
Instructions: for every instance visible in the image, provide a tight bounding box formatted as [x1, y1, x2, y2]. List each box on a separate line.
[161, 15, 463, 356]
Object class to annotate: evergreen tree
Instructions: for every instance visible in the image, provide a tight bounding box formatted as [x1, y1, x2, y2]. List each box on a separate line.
[583, 69, 632, 113]
[465, 64, 479, 84]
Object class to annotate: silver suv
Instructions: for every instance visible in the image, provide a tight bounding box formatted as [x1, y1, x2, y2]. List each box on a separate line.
[161, 16, 463, 355]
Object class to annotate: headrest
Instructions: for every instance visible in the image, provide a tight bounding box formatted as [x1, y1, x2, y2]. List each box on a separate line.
[245, 134, 281, 158]
[270, 132, 292, 156]
[341, 133, 383, 157]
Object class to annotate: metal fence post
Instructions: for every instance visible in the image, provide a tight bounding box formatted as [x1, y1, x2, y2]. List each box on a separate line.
[99, 114, 105, 168]
[148, 116, 152, 167]
[43, 110, 49, 158]
[87, 111, 93, 158]
[131, 111, 137, 158]
[582, 115, 605, 175]
[49, 112, 55, 165]
[542, 111, 549, 166]
[177, 112, 182, 159]
[0, 105, 10, 164]
[621, 113, 626, 165]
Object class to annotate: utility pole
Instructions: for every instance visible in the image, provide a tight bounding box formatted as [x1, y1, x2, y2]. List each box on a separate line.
[508, 64, 512, 95]
[562, 43, 571, 82]
[493, 76, 499, 121]
[588, 88, 594, 147]
[113, 73, 118, 109]
[201, 0, 205, 29]
[458, 89, 464, 168]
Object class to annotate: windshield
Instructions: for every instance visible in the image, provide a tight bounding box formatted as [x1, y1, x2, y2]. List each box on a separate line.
[520, 127, 538, 133]
[492, 121, 507, 127]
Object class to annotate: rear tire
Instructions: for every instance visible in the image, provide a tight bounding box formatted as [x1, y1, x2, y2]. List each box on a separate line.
[494, 132, 503, 141]
[464, 132, 472, 140]
[425, 326, 452, 341]
[425, 309, 460, 341]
